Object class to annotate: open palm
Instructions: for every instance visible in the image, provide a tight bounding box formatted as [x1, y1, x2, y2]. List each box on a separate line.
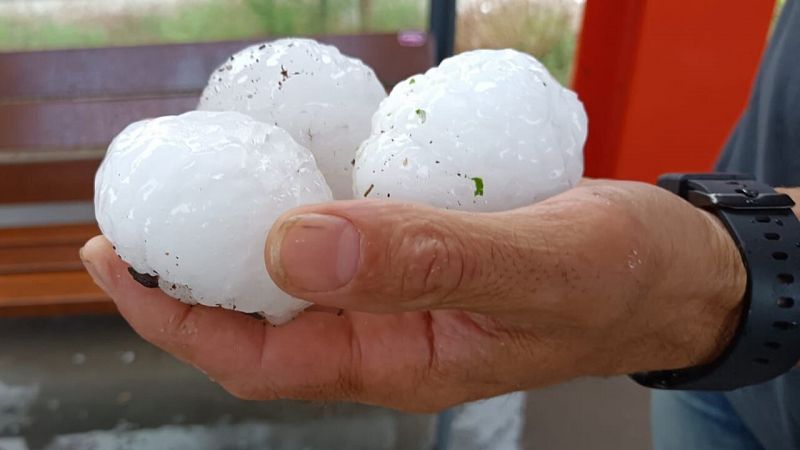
[81, 180, 745, 411]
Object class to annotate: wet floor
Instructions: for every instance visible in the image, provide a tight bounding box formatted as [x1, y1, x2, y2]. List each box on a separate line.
[0, 314, 436, 449]
[0, 313, 652, 449]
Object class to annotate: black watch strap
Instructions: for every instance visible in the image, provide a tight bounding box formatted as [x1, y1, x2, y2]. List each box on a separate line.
[631, 173, 800, 391]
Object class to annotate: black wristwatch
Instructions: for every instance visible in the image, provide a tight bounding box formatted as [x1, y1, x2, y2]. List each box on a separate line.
[631, 173, 800, 391]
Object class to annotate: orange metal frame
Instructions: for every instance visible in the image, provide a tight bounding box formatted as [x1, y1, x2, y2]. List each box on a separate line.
[573, 0, 776, 182]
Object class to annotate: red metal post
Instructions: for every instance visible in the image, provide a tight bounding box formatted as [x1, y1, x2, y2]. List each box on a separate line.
[573, 0, 776, 182]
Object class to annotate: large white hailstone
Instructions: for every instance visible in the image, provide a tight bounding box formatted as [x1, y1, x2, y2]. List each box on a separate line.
[95, 111, 333, 324]
[198, 38, 387, 200]
[353, 49, 588, 212]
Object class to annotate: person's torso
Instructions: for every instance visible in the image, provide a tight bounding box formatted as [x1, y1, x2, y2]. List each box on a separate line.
[715, 2, 800, 448]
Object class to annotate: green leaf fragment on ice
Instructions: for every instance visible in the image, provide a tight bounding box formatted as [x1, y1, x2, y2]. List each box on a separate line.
[471, 177, 484, 197]
[415, 108, 427, 123]
[409, 78, 416, 84]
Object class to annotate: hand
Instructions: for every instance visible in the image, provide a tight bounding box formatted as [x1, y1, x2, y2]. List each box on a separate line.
[80, 179, 747, 412]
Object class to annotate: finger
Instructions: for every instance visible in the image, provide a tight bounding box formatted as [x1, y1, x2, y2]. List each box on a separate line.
[265, 199, 567, 315]
[80, 236, 274, 387]
[80, 236, 466, 410]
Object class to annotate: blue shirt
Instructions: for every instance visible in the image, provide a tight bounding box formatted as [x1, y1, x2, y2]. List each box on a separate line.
[654, 2, 800, 449]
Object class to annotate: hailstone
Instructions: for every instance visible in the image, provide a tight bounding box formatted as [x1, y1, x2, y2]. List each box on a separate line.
[353, 49, 588, 212]
[95, 111, 333, 324]
[198, 38, 387, 200]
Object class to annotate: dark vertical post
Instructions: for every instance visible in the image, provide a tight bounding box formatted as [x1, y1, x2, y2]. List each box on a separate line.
[359, 0, 372, 31]
[318, 0, 329, 33]
[429, 0, 457, 63]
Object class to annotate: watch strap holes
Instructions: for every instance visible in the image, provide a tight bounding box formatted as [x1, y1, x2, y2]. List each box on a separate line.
[765, 232, 781, 240]
[764, 342, 782, 350]
[777, 297, 795, 308]
[773, 251, 789, 261]
[772, 321, 797, 331]
[778, 274, 795, 284]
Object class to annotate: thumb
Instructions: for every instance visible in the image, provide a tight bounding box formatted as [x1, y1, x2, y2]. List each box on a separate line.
[265, 199, 556, 314]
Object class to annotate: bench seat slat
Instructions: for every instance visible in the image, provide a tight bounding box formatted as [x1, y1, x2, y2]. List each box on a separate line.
[0, 223, 99, 274]
[0, 225, 113, 316]
[0, 223, 99, 247]
[0, 270, 113, 317]
[0, 245, 85, 275]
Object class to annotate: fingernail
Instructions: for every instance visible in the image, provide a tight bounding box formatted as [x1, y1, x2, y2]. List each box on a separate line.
[271, 214, 361, 292]
[79, 246, 110, 292]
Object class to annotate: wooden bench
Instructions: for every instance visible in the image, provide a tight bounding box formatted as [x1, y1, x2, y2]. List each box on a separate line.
[0, 33, 434, 317]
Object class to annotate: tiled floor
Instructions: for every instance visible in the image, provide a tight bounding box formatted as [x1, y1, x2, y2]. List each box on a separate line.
[0, 314, 653, 449]
[524, 377, 652, 449]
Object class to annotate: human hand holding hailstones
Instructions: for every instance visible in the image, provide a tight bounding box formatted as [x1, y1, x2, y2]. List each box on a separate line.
[82, 39, 746, 411]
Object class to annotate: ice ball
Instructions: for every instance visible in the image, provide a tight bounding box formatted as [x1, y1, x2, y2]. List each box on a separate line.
[95, 111, 333, 324]
[353, 49, 588, 212]
[198, 38, 387, 200]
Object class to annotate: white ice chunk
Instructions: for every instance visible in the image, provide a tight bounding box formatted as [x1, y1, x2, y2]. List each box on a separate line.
[198, 38, 387, 200]
[354, 49, 588, 212]
[95, 111, 333, 324]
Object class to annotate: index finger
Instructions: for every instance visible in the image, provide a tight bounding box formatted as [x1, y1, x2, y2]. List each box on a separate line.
[79, 236, 450, 409]
[80, 236, 361, 400]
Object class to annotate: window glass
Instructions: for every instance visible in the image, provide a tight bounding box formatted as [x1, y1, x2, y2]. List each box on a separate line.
[0, 0, 429, 51]
[456, 0, 585, 84]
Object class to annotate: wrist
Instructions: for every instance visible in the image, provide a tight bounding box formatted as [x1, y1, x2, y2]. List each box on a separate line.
[776, 188, 800, 218]
[707, 187, 800, 370]
[691, 209, 748, 366]
[633, 175, 800, 390]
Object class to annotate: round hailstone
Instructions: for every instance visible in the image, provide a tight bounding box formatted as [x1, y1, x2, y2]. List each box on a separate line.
[198, 38, 387, 200]
[95, 111, 333, 324]
[353, 49, 588, 212]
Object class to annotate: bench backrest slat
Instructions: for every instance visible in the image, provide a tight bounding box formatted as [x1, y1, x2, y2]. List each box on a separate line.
[0, 97, 198, 151]
[1, 160, 101, 203]
[0, 34, 431, 101]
